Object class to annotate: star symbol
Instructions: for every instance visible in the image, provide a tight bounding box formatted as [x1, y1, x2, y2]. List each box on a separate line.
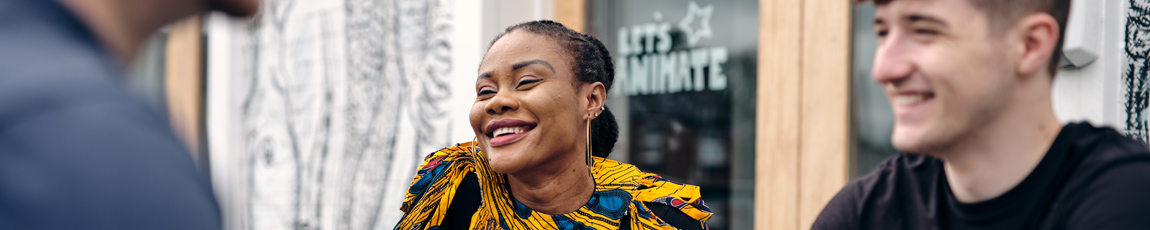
[678, 1, 714, 47]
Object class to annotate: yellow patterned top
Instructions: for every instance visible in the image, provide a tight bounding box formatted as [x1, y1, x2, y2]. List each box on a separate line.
[394, 142, 713, 230]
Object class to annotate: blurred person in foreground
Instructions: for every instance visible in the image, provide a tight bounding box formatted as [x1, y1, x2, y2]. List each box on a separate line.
[813, 0, 1150, 229]
[0, 0, 257, 229]
[393, 20, 712, 230]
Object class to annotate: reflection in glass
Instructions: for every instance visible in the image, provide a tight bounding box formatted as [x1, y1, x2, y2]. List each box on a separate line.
[588, 1, 757, 229]
[851, 2, 897, 178]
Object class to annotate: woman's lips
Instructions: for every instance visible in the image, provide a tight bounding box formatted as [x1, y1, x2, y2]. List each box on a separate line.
[485, 119, 537, 147]
[489, 129, 531, 147]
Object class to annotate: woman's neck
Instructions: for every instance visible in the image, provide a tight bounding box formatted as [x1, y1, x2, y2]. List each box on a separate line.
[505, 157, 596, 215]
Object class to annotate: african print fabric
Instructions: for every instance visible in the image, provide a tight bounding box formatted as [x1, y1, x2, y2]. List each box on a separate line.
[394, 142, 713, 230]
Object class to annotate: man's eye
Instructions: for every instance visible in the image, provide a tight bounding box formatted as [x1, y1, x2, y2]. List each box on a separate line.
[914, 29, 938, 35]
[517, 79, 542, 88]
[875, 30, 889, 38]
[477, 89, 496, 96]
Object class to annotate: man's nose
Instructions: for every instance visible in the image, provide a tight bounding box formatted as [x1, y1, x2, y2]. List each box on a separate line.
[871, 37, 914, 84]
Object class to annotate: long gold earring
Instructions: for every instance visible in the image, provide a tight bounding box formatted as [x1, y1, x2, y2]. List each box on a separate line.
[471, 136, 479, 154]
[586, 117, 593, 167]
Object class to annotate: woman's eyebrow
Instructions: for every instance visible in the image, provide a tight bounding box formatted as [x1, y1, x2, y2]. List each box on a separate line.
[478, 59, 555, 80]
[511, 59, 555, 73]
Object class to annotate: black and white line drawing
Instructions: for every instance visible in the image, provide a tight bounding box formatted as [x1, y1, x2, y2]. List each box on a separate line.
[208, 0, 454, 229]
[1126, 0, 1150, 143]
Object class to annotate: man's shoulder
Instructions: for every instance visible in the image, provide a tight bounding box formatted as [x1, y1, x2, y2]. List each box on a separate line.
[1058, 123, 1150, 191]
[1064, 123, 1150, 169]
[851, 153, 942, 192]
[814, 154, 943, 230]
[0, 0, 124, 123]
[0, 61, 220, 230]
[1038, 124, 1150, 229]
[0, 52, 137, 127]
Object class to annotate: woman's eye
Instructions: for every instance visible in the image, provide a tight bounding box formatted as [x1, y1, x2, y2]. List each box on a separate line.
[875, 30, 889, 38]
[477, 89, 496, 96]
[517, 79, 542, 88]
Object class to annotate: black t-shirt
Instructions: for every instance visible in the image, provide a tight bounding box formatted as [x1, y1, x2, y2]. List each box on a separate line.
[813, 122, 1150, 230]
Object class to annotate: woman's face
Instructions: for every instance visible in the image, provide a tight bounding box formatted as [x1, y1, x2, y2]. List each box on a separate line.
[471, 30, 603, 174]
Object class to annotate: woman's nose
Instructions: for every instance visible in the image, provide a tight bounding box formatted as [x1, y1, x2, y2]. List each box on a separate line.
[485, 91, 520, 115]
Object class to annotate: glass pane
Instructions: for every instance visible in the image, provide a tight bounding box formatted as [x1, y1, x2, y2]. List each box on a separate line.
[851, 2, 897, 178]
[587, 1, 758, 229]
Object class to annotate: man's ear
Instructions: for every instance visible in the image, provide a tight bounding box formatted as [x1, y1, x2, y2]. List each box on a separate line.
[583, 82, 606, 118]
[1014, 14, 1060, 77]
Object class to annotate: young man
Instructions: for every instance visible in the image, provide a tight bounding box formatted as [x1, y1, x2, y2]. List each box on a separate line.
[813, 0, 1150, 229]
[0, 0, 256, 229]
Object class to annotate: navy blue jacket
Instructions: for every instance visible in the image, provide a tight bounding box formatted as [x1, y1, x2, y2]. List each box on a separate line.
[0, 0, 222, 229]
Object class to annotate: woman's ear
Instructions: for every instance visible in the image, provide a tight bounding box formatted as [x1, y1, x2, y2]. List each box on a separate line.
[584, 82, 607, 118]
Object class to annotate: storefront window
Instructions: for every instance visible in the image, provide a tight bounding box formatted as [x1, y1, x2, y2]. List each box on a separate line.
[851, 2, 897, 178]
[587, 1, 757, 229]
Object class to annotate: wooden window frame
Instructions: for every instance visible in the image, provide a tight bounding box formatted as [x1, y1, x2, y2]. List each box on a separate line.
[559, 1, 854, 228]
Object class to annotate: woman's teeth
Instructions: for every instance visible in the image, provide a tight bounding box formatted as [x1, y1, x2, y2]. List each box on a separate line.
[493, 126, 526, 137]
[895, 94, 928, 106]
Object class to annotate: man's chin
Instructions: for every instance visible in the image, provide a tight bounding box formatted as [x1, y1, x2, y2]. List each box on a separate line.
[891, 128, 932, 154]
[892, 139, 926, 154]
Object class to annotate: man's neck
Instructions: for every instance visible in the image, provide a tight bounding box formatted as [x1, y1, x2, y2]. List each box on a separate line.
[59, 0, 201, 64]
[505, 155, 596, 215]
[936, 80, 1063, 203]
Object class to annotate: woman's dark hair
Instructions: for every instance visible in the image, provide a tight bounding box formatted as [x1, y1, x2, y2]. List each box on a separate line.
[487, 20, 618, 158]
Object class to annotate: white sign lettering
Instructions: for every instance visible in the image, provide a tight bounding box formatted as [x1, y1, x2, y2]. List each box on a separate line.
[616, 2, 729, 96]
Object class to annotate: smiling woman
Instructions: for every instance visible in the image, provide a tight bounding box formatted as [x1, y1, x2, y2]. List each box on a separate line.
[393, 20, 713, 230]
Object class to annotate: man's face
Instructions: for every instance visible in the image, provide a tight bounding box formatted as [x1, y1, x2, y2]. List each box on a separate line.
[207, 0, 260, 17]
[872, 0, 1018, 154]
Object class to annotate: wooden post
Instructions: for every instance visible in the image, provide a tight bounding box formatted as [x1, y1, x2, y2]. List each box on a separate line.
[756, 0, 804, 228]
[555, 0, 586, 33]
[757, 0, 852, 229]
[798, 0, 852, 228]
[165, 15, 206, 166]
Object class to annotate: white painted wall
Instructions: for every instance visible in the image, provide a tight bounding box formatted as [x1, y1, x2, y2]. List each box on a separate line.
[447, 0, 485, 143]
[202, 1, 554, 229]
[480, 0, 555, 51]
[451, 0, 555, 142]
[1052, 0, 1127, 129]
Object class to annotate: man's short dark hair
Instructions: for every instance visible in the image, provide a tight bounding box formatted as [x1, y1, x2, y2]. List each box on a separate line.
[867, 0, 1071, 75]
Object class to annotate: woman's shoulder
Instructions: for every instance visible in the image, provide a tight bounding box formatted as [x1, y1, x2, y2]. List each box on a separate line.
[630, 171, 714, 226]
[399, 142, 480, 214]
[592, 158, 714, 227]
[413, 142, 484, 181]
[421, 142, 479, 163]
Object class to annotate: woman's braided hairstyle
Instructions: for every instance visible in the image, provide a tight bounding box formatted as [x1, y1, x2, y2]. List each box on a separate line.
[487, 20, 619, 158]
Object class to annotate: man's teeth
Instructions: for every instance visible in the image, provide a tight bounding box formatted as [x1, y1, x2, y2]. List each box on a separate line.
[895, 94, 927, 106]
[493, 126, 526, 137]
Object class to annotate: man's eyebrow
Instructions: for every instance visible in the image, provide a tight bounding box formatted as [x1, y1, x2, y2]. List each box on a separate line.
[906, 14, 948, 27]
[478, 72, 492, 80]
[511, 59, 555, 73]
